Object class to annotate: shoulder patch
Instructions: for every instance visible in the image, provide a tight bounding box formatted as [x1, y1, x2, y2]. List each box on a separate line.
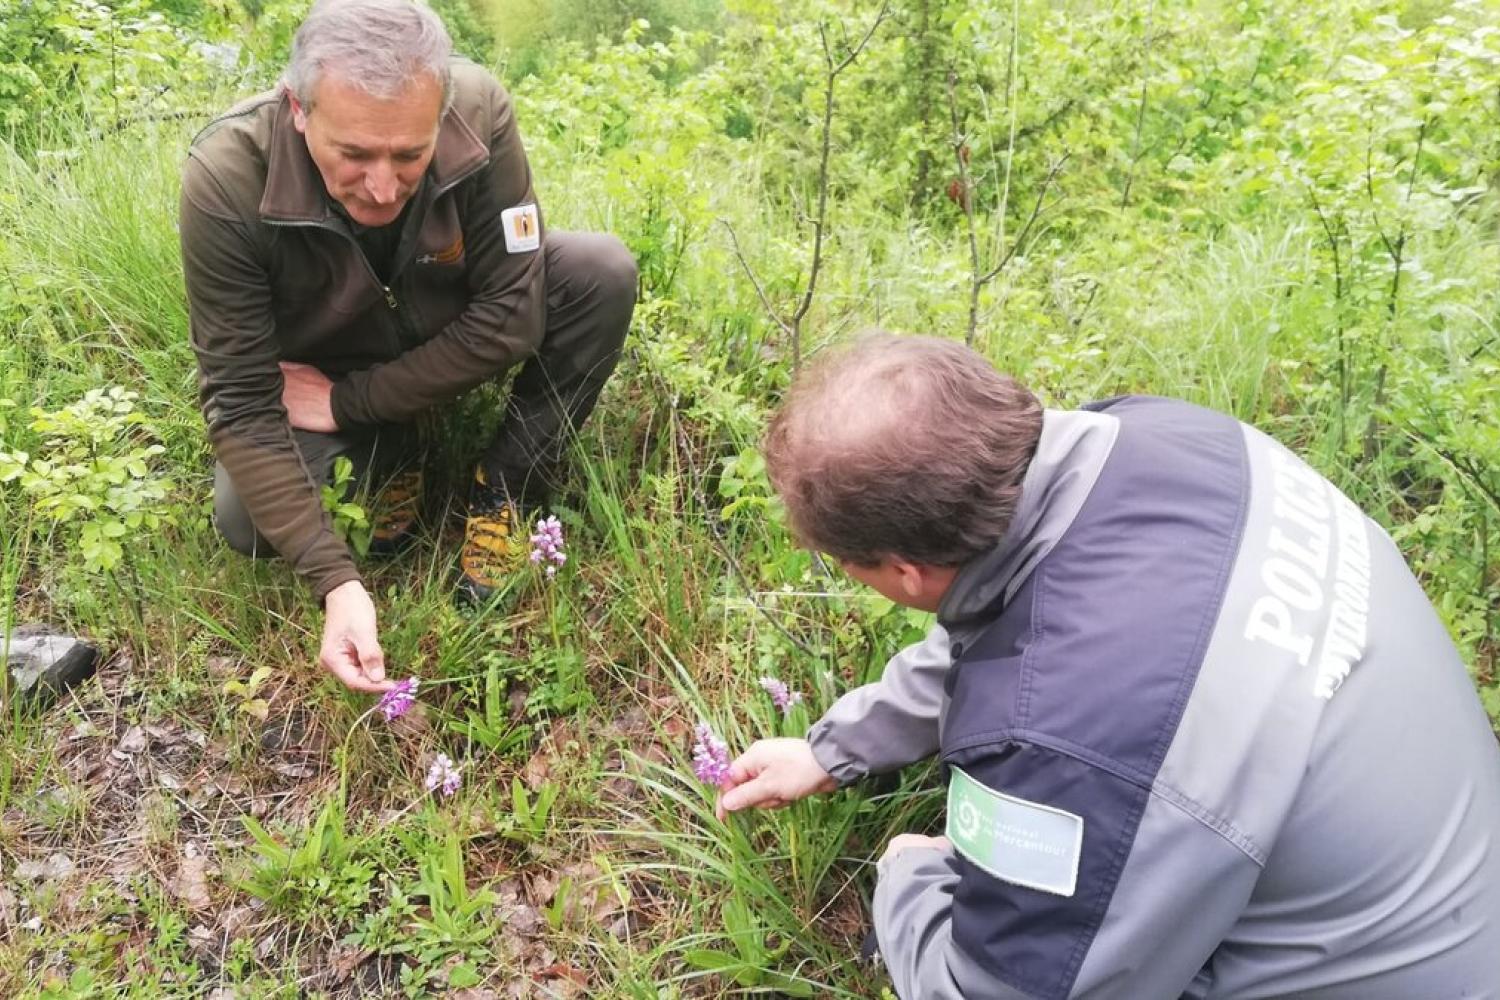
[501, 204, 540, 253]
[947, 766, 1083, 897]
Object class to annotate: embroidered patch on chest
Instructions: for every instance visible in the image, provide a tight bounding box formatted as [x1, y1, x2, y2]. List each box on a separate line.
[501, 204, 540, 253]
[417, 235, 464, 266]
[946, 766, 1084, 897]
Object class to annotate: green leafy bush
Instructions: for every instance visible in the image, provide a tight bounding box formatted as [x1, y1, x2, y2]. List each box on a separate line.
[0, 386, 174, 574]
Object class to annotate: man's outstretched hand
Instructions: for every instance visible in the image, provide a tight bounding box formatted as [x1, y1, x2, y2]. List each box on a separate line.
[716, 737, 838, 821]
[321, 580, 395, 694]
[279, 361, 338, 433]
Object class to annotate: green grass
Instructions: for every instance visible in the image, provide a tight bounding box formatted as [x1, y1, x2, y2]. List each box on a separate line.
[2, 0, 1497, 995]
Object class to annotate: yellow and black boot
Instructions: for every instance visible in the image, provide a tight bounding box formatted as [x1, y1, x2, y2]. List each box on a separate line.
[458, 467, 528, 603]
[367, 467, 424, 555]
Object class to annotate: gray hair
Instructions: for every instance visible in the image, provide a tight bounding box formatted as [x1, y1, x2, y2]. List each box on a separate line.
[283, 0, 454, 112]
[764, 332, 1044, 567]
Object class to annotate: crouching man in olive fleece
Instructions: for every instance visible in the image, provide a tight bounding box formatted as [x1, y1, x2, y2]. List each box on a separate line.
[181, 0, 635, 694]
[718, 333, 1500, 999]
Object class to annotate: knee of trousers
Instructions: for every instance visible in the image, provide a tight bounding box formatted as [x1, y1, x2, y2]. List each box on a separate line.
[213, 462, 268, 557]
[590, 234, 639, 340]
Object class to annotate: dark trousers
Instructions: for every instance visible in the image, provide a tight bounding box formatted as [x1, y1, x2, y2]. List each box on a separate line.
[215, 231, 636, 555]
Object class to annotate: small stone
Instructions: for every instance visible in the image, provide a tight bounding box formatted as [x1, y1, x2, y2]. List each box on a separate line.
[205, 655, 239, 679]
[187, 924, 216, 956]
[63, 721, 97, 741]
[13, 853, 74, 883]
[220, 904, 255, 936]
[173, 845, 213, 912]
[3, 627, 99, 710]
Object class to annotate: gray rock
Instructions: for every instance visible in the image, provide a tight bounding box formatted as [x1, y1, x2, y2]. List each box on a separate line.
[12, 853, 74, 883]
[4, 626, 99, 709]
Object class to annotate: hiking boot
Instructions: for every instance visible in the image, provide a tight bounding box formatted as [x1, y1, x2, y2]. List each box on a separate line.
[367, 467, 423, 556]
[458, 468, 527, 603]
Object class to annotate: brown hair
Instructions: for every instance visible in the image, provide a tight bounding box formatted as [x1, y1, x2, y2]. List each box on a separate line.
[763, 332, 1043, 567]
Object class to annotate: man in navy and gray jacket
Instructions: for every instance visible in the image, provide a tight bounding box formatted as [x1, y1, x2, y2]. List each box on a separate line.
[716, 332, 1500, 999]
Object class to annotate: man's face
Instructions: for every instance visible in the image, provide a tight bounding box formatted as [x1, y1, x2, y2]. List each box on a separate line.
[291, 71, 443, 228]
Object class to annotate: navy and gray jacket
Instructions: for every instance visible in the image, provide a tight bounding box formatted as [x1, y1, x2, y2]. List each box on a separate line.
[809, 397, 1500, 999]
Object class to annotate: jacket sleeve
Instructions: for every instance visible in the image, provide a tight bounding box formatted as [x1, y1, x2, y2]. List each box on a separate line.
[329, 82, 546, 429]
[181, 156, 360, 601]
[873, 743, 1263, 1000]
[806, 625, 950, 785]
[874, 847, 1033, 999]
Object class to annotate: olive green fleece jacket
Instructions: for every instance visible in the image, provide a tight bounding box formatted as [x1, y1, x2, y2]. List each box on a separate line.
[180, 61, 545, 600]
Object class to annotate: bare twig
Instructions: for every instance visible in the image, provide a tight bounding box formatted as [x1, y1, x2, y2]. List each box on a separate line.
[790, 4, 891, 362]
[1013, 97, 1078, 145]
[947, 70, 983, 345]
[1362, 116, 1428, 460]
[674, 431, 819, 661]
[1464, 310, 1498, 362]
[980, 156, 1066, 285]
[1119, 0, 1159, 209]
[994, 0, 1021, 268]
[721, 220, 791, 336]
[1364, 128, 1401, 269]
[102, 106, 210, 138]
[1381, 117, 1428, 320]
[1049, 272, 1100, 332]
[1396, 423, 1500, 516]
[911, 0, 938, 202]
[947, 0, 1066, 345]
[1306, 185, 1349, 435]
[722, 2, 889, 372]
[108, 12, 120, 126]
[948, 66, 1069, 346]
[1404, 117, 1429, 203]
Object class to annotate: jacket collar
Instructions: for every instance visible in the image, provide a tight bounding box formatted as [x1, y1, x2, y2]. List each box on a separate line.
[258, 89, 490, 224]
[937, 408, 1121, 649]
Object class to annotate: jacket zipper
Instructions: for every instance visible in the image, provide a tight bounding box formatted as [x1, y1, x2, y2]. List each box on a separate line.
[264, 217, 409, 350]
[377, 277, 412, 348]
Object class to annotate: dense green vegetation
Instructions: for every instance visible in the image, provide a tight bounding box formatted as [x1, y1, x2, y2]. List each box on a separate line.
[2, 0, 1496, 995]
